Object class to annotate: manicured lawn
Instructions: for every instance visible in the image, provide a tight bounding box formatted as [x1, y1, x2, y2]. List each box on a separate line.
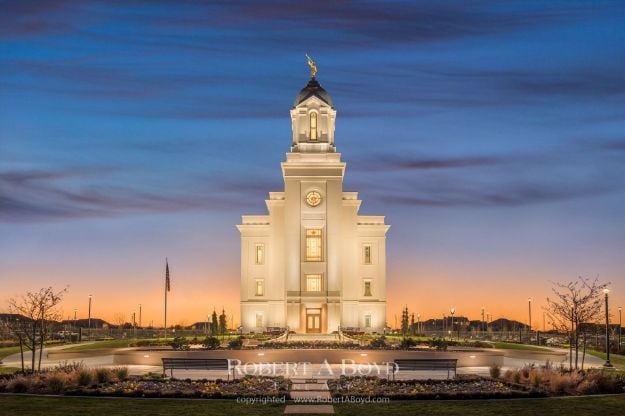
[585, 350, 625, 371]
[1, 394, 625, 416]
[0, 395, 284, 416]
[336, 395, 625, 415]
[0, 367, 21, 375]
[0, 346, 21, 360]
[63, 339, 145, 351]
[490, 342, 550, 352]
[64, 336, 241, 351]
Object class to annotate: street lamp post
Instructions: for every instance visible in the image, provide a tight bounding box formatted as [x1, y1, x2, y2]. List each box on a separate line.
[619, 307, 622, 354]
[604, 289, 613, 368]
[417, 313, 421, 334]
[450, 308, 455, 341]
[139, 304, 142, 329]
[88, 294, 92, 340]
[73, 308, 77, 341]
[528, 298, 532, 344]
[481, 307, 485, 335]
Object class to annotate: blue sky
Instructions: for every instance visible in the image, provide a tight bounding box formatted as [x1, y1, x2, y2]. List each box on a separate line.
[1, 1, 624, 325]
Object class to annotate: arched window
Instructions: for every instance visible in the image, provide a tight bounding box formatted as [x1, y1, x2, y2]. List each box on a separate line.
[309, 112, 317, 141]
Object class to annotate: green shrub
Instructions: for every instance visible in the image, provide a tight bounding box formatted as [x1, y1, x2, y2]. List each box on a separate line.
[202, 336, 220, 350]
[428, 337, 448, 351]
[368, 336, 387, 348]
[113, 367, 129, 380]
[95, 368, 113, 383]
[489, 364, 501, 379]
[169, 337, 190, 351]
[399, 337, 416, 349]
[471, 340, 494, 348]
[228, 336, 243, 349]
[46, 372, 66, 394]
[76, 369, 93, 386]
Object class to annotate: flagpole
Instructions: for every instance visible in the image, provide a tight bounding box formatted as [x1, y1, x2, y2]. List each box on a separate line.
[164, 258, 168, 340]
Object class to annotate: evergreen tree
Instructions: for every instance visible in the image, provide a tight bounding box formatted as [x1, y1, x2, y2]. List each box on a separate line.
[401, 306, 409, 336]
[410, 313, 415, 336]
[219, 307, 227, 336]
[211, 309, 218, 336]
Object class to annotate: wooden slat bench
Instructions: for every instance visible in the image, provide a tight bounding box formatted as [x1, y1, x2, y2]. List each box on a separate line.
[391, 358, 457, 380]
[161, 358, 234, 380]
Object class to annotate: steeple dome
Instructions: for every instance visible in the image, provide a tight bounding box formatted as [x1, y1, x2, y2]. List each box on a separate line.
[294, 78, 334, 108]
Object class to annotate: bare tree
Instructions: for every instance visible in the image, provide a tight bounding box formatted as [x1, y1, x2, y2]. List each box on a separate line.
[544, 276, 607, 370]
[7, 287, 67, 372]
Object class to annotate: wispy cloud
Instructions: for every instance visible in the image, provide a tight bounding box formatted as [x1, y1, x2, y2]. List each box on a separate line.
[377, 179, 617, 207]
[0, 168, 258, 222]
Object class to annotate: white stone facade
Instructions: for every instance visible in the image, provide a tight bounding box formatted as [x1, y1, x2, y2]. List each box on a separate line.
[238, 77, 389, 334]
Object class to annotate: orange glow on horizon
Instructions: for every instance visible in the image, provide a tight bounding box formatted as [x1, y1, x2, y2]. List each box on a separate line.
[3, 257, 622, 330]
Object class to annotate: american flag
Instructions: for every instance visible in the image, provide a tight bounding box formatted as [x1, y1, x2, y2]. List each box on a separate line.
[165, 259, 171, 292]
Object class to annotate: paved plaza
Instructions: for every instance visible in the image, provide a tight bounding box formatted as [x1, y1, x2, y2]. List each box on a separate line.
[2, 343, 606, 381]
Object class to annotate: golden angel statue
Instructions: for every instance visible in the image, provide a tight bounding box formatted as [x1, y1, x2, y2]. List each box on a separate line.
[306, 54, 317, 78]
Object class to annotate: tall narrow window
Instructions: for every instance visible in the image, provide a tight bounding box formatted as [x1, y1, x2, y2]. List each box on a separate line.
[306, 229, 322, 261]
[309, 112, 318, 141]
[255, 313, 263, 328]
[364, 314, 372, 328]
[255, 279, 264, 296]
[363, 280, 372, 297]
[306, 274, 322, 292]
[255, 244, 264, 265]
[363, 244, 372, 264]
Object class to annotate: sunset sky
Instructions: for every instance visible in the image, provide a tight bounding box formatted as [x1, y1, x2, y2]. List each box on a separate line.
[1, 1, 624, 328]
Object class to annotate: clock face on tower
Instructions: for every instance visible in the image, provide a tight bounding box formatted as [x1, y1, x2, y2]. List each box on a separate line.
[305, 191, 322, 207]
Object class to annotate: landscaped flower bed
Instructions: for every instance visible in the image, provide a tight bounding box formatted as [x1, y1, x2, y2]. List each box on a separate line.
[328, 369, 625, 400]
[501, 364, 625, 395]
[0, 365, 290, 399]
[67, 376, 290, 398]
[328, 375, 539, 399]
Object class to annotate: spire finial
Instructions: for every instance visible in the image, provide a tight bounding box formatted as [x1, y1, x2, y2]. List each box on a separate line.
[306, 54, 317, 78]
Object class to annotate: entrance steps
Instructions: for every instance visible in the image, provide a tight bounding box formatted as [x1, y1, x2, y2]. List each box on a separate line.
[287, 333, 340, 342]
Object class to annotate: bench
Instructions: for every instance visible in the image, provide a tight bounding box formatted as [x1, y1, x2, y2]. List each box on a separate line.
[264, 327, 286, 336]
[341, 327, 364, 336]
[161, 358, 234, 380]
[390, 359, 457, 380]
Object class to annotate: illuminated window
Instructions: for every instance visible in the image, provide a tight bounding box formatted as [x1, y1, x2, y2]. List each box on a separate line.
[364, 314, 372, 328]
[255, 244, 264, 265]
[363, 244, 372, 264]
[306, 229, 322, 261]
[255, 313, 263, 328]
[306, 274, 322, 292]
[363, 280, 372, 297]
[255, 279, 264, 296]
[310, 112, 318, 141]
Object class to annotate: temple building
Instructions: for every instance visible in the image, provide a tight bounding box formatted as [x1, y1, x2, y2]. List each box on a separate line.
[238, 62, 389, 334]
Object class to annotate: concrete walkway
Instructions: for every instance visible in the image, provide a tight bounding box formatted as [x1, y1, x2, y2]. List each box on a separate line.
[287, 334, 340, 342]
[285, 378, 334, 414]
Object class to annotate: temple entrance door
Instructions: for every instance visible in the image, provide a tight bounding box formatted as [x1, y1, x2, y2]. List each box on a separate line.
[306, 308, 321, 333]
